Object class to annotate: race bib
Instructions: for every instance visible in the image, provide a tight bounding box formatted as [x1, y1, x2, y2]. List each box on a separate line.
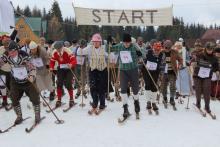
[146, 61, 158, 71]
[12, 67, 28, 80]
[31, 58, 44, 68]
[211, 73, 217, 81]
[60, 64, 69, 69]
[120, 51, 133, 64]
[165, 64, 168, 73]
[198, 67, 211, 78]
[0, 75, 6, 87]
[76, 56, 85, 65]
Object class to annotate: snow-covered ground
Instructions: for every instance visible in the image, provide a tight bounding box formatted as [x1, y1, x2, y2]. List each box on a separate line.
[1, 91, 220, 147]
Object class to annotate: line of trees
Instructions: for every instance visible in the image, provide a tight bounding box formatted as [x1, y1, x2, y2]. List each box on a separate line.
[15, 1, 220, 43]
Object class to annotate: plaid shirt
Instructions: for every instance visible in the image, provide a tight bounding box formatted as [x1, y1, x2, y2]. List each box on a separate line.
[111, 43, 138, 70]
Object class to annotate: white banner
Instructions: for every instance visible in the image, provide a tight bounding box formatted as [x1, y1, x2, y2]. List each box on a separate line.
[74, 6, 173, 26]
[0, 0, 15, 34]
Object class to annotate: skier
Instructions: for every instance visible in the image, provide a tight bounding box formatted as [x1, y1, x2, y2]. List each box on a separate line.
[50, 41, 77, 108]
[29, 41, 55, 101]
[0, 37, 11, 107]
[1, 40, 41, 124]
[75, 39, 88, 99]
[77, 33, 108, 114]
[174, 41, 190, 100]
[211, 47, 220, 99]
[109, 33, 142, 120]
[160, 40, 183, 109]
[142, 42, 165, 113]
[192, 42, 218, 114]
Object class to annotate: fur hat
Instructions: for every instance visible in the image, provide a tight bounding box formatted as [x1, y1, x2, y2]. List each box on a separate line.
[8, 40, 19, 51]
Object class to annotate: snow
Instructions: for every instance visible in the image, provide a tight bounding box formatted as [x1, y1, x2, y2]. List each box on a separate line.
[1, 92, 220, 147]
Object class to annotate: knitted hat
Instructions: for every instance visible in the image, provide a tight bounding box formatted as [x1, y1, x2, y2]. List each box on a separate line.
[64, 41, 70, 47]
[164, 40, 173, 49]
[92, 33, 102, 42]
[153, 42, 162, 51]
[123, 33, 131, 42]
[54, 41, 64, 49]
[29, 41, 38, 50]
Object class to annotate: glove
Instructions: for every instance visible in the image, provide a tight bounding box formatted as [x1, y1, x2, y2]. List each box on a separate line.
[46, 65, 50, 69]
[68, 64, 73, 69]
[136, 50, 142, 57]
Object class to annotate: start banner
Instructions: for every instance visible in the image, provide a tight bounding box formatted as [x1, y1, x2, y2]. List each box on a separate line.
[74, 6, 173, 26]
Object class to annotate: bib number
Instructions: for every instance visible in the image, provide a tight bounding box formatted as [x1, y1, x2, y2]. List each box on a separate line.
[198, 67, 211, 78]
[12, 67, 28, 80]
[31, 58, 44, 68]
[120, 51, 133, 64]
[146, 61, 158, 71]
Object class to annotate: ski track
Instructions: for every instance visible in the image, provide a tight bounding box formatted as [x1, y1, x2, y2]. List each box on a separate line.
[1, 91, 220, 147]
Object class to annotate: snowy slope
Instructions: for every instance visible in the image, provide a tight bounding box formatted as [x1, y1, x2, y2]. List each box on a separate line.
[1, 92, 220, 147]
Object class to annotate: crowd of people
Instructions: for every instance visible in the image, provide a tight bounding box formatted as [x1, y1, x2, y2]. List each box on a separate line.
[1, 28, 220, 124]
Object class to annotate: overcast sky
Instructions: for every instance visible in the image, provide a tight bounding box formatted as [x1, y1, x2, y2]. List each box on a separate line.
[10, 0, 220, 25]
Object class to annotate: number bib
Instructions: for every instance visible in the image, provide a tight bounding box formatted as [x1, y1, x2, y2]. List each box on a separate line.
[31, 58, 44, 68]
[198, 67, 211, 78]
[146, 61, 158, 71]
[12, 67, 28, 80]
[164, 64, 168, 73]
[120, 51, 133, 64]
[211, 72, 217, 81]
[60, 64, 69, 69]
[76, 56, 85, 65]
[0, 75, 6, 87]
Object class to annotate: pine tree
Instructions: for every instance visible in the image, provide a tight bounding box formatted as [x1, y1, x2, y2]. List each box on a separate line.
[16, 6, 23, 17]
[23, 6, 32, 17]
[145, 26, 156, 41]
[42, 8, 47, 20]
[32, 6, 42, 17]
[50, 1, 63, 22]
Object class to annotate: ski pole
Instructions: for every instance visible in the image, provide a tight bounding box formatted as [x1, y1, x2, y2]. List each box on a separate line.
[30, 81, 64, 124]
[69, 67, 82, 88]
[214, 73, 219, 100]
[178, 70, 184, 104]
[79, 49, 86, 107]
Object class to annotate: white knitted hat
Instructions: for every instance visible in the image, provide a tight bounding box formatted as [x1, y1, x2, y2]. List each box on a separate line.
[29, 41, 38, 49]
